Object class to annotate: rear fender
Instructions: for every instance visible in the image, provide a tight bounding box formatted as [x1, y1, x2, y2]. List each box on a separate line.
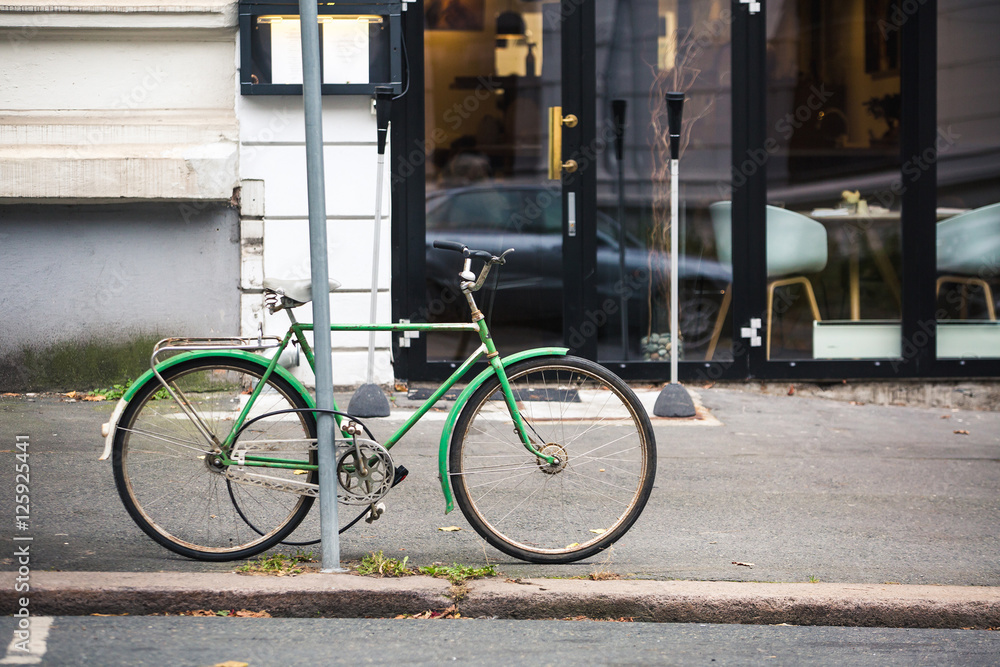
[99, 350, 312, 460]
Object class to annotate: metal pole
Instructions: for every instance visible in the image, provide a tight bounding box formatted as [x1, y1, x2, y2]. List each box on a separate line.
[611, 100, 628, 360]
[670, 158, 679, 385]
[348, 88, 393, 418]
[665, 92, 684, 385]
[364, 150, 383, 384]
[652, 92, 695, 418]
[298, 0, 343, 572]
[365, 88, 393, 384]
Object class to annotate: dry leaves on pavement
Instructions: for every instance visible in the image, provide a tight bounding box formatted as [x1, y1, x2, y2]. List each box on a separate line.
[395, 605, 462, 620]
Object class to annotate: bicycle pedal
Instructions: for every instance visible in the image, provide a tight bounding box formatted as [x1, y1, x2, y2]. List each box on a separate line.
[365, 501, 386, 524]
[392, 465, 409, 487]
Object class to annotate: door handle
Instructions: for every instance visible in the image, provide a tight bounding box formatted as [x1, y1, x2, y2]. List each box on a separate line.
[548, 107, 579, 180]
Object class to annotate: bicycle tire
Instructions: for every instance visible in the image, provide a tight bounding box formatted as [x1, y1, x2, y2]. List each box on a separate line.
[449, 356, 656, 564]
[112, 356, 317, 561]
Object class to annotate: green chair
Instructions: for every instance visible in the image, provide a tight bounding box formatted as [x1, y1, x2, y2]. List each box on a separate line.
[706, 202, 828, 360]
[936, 202, 1000, 320]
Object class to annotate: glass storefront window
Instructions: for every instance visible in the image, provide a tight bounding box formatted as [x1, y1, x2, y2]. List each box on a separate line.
[935, 0, 1000, 360]
[595, 0, 733, 364]
[764, 0, 903, 361]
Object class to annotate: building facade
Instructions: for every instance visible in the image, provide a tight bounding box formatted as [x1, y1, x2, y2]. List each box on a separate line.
[1, 0, 997, 391]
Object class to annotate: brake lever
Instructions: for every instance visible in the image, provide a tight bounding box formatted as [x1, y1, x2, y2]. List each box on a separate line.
[467, 251, 508, 292]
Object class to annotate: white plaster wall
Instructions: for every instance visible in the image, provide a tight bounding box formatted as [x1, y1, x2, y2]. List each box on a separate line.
[0, 36, 235, 111]
[0, 2, 239, 201]
[238, 96, 394, 388]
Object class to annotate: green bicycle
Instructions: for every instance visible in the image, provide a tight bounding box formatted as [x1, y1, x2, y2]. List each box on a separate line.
[100, 242, 656, 564]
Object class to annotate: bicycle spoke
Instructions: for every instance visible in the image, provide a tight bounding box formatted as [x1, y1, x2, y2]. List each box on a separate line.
[113, 358, 317, 560]
[450, 357, 655, 563]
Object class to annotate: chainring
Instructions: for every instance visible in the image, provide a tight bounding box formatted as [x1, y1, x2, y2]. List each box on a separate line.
[336, 438, 395, 505]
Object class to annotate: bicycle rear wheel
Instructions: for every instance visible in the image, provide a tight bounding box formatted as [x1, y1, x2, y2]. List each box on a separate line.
[449, 356, 656, 564]
[112, 356, 317, 561]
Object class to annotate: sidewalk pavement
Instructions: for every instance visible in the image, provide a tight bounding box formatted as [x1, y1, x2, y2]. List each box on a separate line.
[1, 383, 998, 627]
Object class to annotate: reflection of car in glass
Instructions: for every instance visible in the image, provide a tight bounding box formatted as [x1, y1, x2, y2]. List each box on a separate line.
[424, 185, 732, 350]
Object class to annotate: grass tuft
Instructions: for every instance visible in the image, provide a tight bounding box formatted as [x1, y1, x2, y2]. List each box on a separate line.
[357, 551, 413, 577]
[418, 562, 498, 585]
[236, 551, 317, 576]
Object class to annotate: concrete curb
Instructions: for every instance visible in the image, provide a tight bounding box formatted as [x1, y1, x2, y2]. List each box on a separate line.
[3, 572, 998, 628]
[462, 579, 1000, 629]
[0, 572, 452, 619]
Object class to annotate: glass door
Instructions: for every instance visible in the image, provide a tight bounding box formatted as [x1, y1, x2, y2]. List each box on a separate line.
[421, 0, 577, 363]
[592, 0, 736, 373]
[758, 0, 903, 364]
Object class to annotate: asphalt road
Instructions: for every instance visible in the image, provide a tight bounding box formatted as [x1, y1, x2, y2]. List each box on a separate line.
[1, 616, 998, 666]
[1, 388, 998, 584]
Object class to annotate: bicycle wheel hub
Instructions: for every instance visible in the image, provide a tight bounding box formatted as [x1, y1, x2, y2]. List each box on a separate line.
[537, 443, 568, 474]
[204, 454, 227, 472]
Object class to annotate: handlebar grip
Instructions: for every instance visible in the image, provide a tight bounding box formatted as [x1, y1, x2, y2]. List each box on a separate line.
[469, 250, 494, 261]
[432, 240, 467, 253]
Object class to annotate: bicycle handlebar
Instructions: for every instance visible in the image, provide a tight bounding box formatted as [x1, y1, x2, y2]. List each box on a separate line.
[432, 241, 514, 292]
[432, 240, 496, 262]
[432, 240, 466, 253]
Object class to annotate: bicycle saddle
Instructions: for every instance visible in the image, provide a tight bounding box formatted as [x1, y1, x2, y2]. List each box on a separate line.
[262, 277, 341, 304]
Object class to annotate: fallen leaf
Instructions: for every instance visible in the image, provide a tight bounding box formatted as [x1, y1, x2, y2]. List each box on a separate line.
[954, 429, 970, 435]
[599, 469, 605, 472]
[2, 393, 19, 397]
[702, 382, 715, 389]
[438, 526, 462, 532]
[732, 561, 754, 568]
[565, 543, 580, 548]
[787, 385, 795, 396]
[396, 606, 461, 620]
[178, 609, 270, 618]
[589, 529, 606, 534]
[210, 662, 249, 667]
[293, 469, 308, 475]
[82, 395, 106, 402]
[940, 415, 951, 419]
[64, 391, 78, 398]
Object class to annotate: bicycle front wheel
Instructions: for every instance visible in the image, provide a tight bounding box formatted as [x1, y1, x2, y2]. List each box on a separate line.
[112, 356, 317, 561]
[449, 356, 656, 564]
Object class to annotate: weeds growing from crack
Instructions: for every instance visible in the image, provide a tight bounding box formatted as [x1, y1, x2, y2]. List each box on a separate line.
[236, 551, 317, 576]
[356, 550, 413, 577]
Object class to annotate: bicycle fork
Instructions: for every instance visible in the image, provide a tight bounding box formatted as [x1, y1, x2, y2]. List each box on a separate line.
[462, 281, 556, 467]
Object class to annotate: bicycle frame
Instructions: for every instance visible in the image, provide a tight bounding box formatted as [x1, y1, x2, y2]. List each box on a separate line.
[100, 311, 568, 513]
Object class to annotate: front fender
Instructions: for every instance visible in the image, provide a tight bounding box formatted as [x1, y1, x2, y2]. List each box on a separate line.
[99, 350, 312, 461]
[437, 347, 568, 513]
